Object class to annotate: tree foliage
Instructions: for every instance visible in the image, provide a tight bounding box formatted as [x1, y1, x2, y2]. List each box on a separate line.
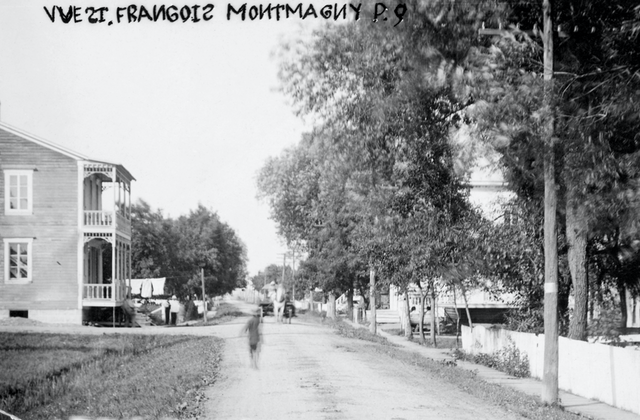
[131, 201, 247, 298]
[259, 4, 489, 330]
[257, 0, 640, 341]
[466, 0, 640, 338]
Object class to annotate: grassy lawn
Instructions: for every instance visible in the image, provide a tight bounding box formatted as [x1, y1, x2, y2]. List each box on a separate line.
[0, 333, 222, 420]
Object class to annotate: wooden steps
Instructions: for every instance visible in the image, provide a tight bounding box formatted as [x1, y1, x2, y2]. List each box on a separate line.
[133, 308, 156, 327]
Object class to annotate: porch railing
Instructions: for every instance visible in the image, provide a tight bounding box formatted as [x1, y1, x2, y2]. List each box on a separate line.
[84, 210, 114, 227]
[83, 281, 127, 302]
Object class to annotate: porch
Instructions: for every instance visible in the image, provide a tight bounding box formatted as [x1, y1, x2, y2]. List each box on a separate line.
[82, 280, 128, 307]
[80, 160, 134, 312]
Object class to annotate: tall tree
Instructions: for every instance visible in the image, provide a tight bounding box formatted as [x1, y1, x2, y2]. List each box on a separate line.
[131, 201, 247, 298]
[272, 5, 487, 334]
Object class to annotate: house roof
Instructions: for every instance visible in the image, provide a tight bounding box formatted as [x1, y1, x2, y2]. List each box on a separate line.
[0, 121, 135, 181]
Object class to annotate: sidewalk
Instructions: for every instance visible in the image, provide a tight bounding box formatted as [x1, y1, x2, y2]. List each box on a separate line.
[347, 320, 640, 420]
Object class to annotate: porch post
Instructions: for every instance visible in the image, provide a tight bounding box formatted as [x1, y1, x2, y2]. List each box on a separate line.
[113, 167, 117, 217]
[112, 239, 116, 302]
[128, 242, 132, 299]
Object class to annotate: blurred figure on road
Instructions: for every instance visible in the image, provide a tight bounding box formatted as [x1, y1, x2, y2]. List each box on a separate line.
[242, 308, 262, 369]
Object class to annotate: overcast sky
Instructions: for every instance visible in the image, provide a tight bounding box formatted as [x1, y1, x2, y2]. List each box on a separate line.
[0, 1, 321, 276]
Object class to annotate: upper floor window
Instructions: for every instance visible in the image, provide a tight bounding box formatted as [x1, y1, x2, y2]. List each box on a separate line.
[4, 170, 33, 215]
[4, 238, 33, 283]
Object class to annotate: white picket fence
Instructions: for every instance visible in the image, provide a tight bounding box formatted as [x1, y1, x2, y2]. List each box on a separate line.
[462, 324, 640, 415]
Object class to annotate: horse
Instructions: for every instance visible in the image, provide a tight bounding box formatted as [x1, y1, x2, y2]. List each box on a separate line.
[269, 283, 286, 323]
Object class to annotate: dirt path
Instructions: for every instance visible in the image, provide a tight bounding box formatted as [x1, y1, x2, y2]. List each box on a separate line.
[206, 308, 526, 420]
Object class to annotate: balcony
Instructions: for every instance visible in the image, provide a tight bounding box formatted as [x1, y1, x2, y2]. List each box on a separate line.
[85, 210, 114, 227]
[84, 210, 131, 235]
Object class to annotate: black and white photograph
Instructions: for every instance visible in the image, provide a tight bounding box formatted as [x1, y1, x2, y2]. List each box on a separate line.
[0, 1, 639, 419]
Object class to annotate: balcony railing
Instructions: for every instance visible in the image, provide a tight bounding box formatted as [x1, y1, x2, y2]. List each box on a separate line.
[83, 281, 127, 303]
[84, 210, 114, 227]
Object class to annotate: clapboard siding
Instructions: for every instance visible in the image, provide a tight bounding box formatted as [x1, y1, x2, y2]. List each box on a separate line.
[0, 128, 79, 310]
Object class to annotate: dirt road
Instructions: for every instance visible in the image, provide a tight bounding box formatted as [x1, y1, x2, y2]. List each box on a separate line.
[0, 301, 525, 419]
[206, 306, 526, 420]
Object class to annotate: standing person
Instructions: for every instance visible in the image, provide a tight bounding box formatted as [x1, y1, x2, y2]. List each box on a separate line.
[242, 308, 262, 369]
[169, 295, 180, 325]
[162, 298, 171, 325]
[188, 294, 199, 320]
[123, 298, 136, 328]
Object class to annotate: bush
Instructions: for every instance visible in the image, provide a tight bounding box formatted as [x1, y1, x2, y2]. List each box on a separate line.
[588, 304, 626, 346]
[454, 340, 530, 378]
[495, 342, 530, 377]
[504, 307, 544, 334]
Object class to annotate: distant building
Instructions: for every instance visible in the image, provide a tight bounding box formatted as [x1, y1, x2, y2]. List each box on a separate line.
[467, 158, 513, 219]
[0, 122, 134, 324]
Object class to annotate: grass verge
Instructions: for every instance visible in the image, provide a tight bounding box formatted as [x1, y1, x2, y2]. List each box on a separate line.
[298, 311, 396, 346]
[0, 333, 223, 420]
[181, 302, 245, 328]
[318, 317, 583, 420]
[382, 327, 462, 349]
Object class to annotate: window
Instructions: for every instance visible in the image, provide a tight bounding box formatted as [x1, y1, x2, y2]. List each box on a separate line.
[4, 239, 33, 283]
[4, 170, 33, 215]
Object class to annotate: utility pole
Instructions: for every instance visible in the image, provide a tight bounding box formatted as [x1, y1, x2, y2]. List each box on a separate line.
[541, 0, 559, 405]
[291, 249, 296, 303]
[200, 265, 207, 323]
[478, 1, 559, 403]
[281, 253, 286, 285]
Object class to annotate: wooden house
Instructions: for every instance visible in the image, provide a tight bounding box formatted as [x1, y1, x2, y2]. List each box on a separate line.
[0, 122, 134, 324]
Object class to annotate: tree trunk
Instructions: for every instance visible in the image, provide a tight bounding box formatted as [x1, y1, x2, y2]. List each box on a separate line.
[430, 286, 437, 347]
[327, 292, 336, 319]
[567, 195, 589, 341]
[618, 281, 628, 332]
[358, 285, 370, 313]
[419, 290, 426, 342]
[369, 268, 376, 335]
[403, 290, 413, 340]
[346, 287, 354, 320]
[453, 285, 460, 339]
[418, 282, 429, 343]
[459, 282, 473, 329]
[588, 274, 595, 322]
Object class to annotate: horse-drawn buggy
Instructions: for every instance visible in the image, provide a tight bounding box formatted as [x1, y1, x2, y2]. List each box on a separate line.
[259, 282, 296, 323]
